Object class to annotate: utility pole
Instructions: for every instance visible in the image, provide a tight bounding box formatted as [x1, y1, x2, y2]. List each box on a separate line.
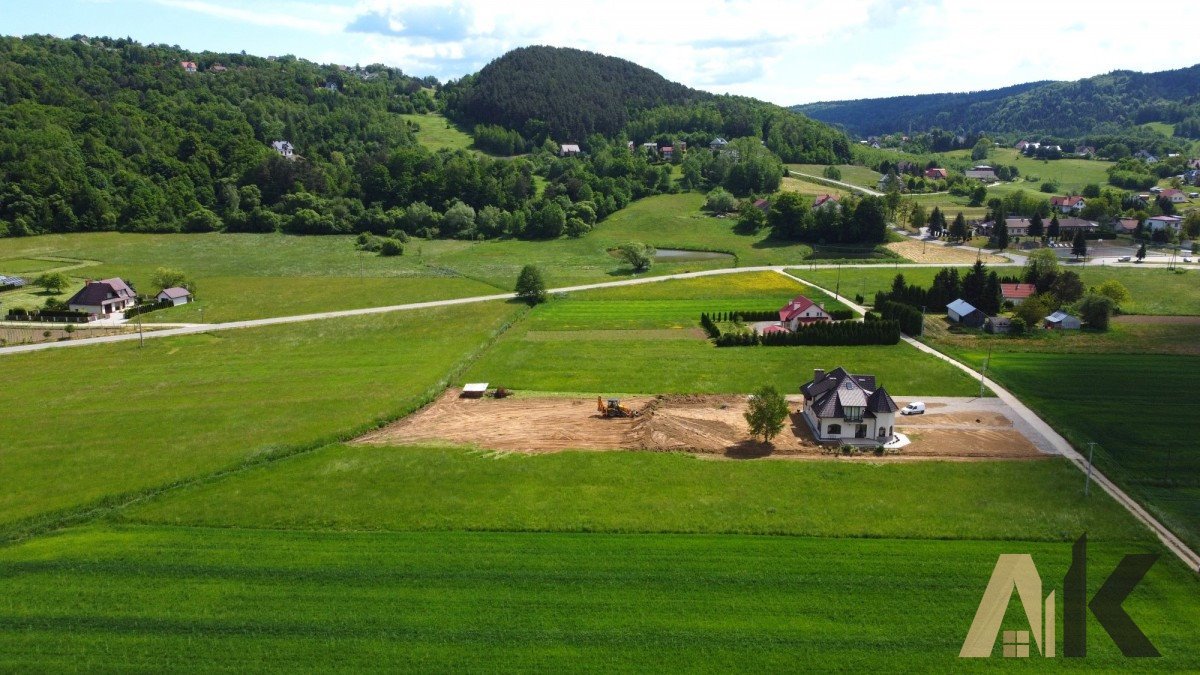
[137, 311, 144, 349]
[1085, 442, 1096, 496]
[978, 344, 992, 399]
[920, 305, 926, 337]
[835, 263, 842, 300]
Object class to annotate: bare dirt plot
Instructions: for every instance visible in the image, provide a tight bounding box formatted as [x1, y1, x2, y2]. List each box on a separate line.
[886, 239, 1009, 265]
[356, 390, 1045, 459]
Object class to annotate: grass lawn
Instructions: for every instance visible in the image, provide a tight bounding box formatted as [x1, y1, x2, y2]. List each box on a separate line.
[779, 176, 847, 198]
[2, 525, 1195, 671]
[0, 301, 521, 536]
[942, 350, 1200, 553]
[399, 112, 475, 152]
[790, 163, 881, 189]
[463, 274, 978, 395]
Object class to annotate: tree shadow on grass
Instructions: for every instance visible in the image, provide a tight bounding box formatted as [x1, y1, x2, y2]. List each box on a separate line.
[723, 439, 775, 459]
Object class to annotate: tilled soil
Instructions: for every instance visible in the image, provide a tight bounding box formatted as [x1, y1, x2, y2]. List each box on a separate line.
[355, 390, 1045, 459]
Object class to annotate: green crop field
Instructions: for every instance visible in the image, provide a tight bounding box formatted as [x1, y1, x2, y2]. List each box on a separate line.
[463, 274, 978, 395]
[0, 301, 521, 536]
[790, 163, 882, 190]
[1, 524, 1194, 671]
[399, 112, 476, 152]
[944, 350, 1200, 553]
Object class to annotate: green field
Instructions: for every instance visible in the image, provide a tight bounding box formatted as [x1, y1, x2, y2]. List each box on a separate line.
[2, 524, 1194, 671]
[463, 274, 979, 395]
[399, 112, 476, 152]
[944, 351, 1200, 553]
[792, 266, 1200, 317]
[790, 163, 882, 190]
[0, 195, 835, 321]
[0, 301, 521, 535]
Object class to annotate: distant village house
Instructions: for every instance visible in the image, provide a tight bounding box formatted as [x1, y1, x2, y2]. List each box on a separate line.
[559, 143, 581, 157]
[180, 61, 197, 73]
[156, 287, 193, 306]
[271, 140, 295, 159]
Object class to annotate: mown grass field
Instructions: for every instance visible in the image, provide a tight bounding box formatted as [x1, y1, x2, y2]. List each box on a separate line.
[790, 163, 882, 190]
[399, 112, 476, 152]
[2, 525, 1194, 671]
[793, 265, 1200, 316]
[943, 350, 1200, 554]
[464, 273, 979, 395]
[0, 301, 521, 535]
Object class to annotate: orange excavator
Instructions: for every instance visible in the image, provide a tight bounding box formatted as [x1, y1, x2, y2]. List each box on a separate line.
[597, 396, 637, 418]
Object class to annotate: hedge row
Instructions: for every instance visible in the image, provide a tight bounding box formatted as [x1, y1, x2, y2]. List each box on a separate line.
[877, 300, 923, 335]
[706, 307, 855, 323]
[5, 308, 91, 323]
[699, 312, 721, 338]
[714, 319, 900, 347]
[123, 300, 172, 319]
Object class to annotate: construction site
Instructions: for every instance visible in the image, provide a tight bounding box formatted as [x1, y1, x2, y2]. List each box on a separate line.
[355, 390, 1048, 459]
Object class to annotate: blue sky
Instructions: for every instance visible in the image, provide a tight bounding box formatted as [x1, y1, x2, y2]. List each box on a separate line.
[5, 0, 1199, 105]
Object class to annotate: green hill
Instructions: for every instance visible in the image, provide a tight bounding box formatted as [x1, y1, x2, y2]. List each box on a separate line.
[794, 64, 1200, 139]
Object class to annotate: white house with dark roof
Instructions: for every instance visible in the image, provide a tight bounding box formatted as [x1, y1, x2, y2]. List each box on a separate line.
[67, 278, 137, 316]
[800, 367, 898, 444]
[559, 143, 581, 156]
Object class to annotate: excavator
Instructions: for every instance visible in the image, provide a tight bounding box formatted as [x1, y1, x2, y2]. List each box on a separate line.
[597, 396, 638, 418]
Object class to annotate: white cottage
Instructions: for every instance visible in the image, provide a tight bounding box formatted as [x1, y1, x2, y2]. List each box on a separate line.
[156, 287, 192, 306]
[800, 367, 898, 445]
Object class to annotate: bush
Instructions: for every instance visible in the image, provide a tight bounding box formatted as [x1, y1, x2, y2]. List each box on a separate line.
[379, 239, 404, 256]
[699, 313, 721, 339]
[877, 300, 923, 335]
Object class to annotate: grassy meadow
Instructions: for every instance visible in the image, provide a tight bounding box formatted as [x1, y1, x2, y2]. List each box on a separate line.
[790, 163, 882, 190]
[463, 273, 979, 395]
[0, 301, 521, 535]
[399, 112, 476, 152]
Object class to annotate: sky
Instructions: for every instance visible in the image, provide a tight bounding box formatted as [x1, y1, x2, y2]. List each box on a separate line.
[5, 0, 1199, 105]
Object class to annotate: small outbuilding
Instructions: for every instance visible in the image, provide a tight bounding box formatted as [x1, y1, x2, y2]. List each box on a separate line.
[984, 316, 1012, 334]
[461, 382, 489, 398]
[157, 287, 193, 306]
[946, 299, 985, 328]
[1044, 311, 1081, 330]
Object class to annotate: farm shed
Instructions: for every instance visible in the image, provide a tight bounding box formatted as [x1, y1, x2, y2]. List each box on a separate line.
[461, 383, 489, 398]
[946, 299, 985, 328]
[156, 287, 192, 306]
[1044, 311, 1081, 330]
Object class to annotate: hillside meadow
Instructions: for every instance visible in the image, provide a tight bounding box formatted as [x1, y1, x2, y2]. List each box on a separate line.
[0, 301, 521, 537]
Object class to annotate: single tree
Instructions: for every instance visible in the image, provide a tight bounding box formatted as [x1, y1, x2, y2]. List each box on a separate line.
[151, 267, 190, 292]
[379, 239, 404, 256]
[615, 242, 656, 272]
[704, 187, 737, 213]
[1028, 213, 1044, 238]
[1047, 215, 1061, 239]
[744, 385, 790, 443]
[949, 212, 969, 242]
[33, 272, 69, 294]
[1136, 242, 1147, 262]
[1077, 292, 1115, 330]
[992, 218, 1010, 250]
[1050, 270, 1084, 304]
[1022, 249, 1059, 292]
[910, 203, 927, 231]
[1096, 279, 1131, 307]
[1071, 228, 1088, 258]
[822, 165, 842, 181]
[928, 206, 946, 238]
[1014, 293, 1056, 328]
[515, 265, 547, 305]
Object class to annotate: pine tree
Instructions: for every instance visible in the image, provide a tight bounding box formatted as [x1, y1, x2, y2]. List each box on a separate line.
[1071, 228, 1088, 258]
[1048, 215, 1061, 239]
[949, 212, 969, 242]
[1028, 213, 1044, 238]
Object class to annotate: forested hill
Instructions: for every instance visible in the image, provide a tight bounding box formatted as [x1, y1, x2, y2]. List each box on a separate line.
[443, 45, 852, 164]
[0, 34, 436, 235]
[443, 46, 702, 140]
[793, 64, 1200, 138]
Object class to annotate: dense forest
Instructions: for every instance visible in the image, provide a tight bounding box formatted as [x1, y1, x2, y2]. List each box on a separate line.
[794, 64, 1200, 139]
[443, 45, 852, 164]
[0, 36, 851, 240]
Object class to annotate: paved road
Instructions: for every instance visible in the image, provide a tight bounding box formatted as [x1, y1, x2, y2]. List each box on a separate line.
[788, 171, 884, 197]
[781, 269, 1200, 572]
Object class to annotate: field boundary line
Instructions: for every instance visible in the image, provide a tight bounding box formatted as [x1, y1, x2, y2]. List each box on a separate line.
[0, 304, 532, 548]
[784, 270, 1200, 573]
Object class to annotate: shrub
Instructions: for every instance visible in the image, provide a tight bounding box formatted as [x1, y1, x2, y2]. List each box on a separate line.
[877, 300, 923, 335]
[379, 239, 404, 256]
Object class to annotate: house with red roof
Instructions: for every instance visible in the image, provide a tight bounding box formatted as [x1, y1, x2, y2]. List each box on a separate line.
[1001, 283, 1036, 306]
[1160, 189, 1188, 204]
[778, 294, 832, 331]
[924, 167, 948, 180]
[180, 61, 197, 73]
[812, 194, 841, 211]
[1049, 195, 1086, 214]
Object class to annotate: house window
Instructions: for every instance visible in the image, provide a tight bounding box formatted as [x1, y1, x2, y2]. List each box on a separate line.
[844, 407, 862, 422]
[827, 424, 842, 435]
[1003, 631, 1030, 658]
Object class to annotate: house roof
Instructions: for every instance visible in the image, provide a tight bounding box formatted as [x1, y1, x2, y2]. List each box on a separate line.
[947, 299, 980, 316]
[1045, 311, 1075, 323]
[925, 168, 948, 177]
[779, 295, 829, 322]
[986, 316, 1012, 326]
[753, 198, 770, 212]
[1161, 189, 1184, 197]
[1001, 283, 1035, 300]
[1117, 217, 1140, 232]
[560, 144, 581, 153]
[1050, 195, 1085, 207]
[813, 194, 840, 208]
[1148, 215, 1183, 223]
[158, 287, 191, 299]
[801, 367, 896, 420]
[67, 278, 135, 307]
[761, 324, 789, 334]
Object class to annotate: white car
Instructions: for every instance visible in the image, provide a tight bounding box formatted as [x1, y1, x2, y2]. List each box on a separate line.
[901, 402, 926, 415]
